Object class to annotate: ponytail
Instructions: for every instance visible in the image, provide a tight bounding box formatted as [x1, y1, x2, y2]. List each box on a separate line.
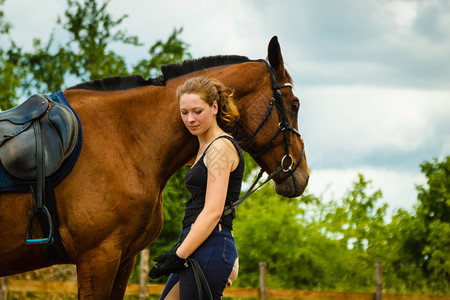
[210, 79, 239, 127]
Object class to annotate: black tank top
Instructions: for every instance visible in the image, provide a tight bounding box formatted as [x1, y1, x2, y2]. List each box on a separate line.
[182, 135, 245, 230]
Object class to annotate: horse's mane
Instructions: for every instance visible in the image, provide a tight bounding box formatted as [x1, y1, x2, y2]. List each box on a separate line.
[67, 75, 165, 91]
[68, 55, 251, 91]
[161, 55, 251, 80]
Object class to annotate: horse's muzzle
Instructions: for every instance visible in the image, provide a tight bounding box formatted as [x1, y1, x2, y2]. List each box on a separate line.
[275, 170, 309, 198]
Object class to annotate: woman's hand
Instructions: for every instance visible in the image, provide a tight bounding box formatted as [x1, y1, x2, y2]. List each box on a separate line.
[149, 252, 188, 279]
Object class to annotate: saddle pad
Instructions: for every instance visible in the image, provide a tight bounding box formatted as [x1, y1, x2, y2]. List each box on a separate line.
[0, 91, 83, 192]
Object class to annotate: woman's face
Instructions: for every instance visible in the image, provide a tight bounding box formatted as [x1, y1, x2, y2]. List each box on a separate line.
[179, 93, 218, 136]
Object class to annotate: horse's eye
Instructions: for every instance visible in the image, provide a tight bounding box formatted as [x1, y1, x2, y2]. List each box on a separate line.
[291, 101, 300, 113]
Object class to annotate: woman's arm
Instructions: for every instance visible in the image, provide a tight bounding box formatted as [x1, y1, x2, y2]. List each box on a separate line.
[176, 138, 239, 259]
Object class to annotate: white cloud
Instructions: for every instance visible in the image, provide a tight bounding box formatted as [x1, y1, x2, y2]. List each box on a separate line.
[3, 0, 65, 50]
[300, 85, 450, 169]
[386, 0, 418, 29]
[107, 0, 268, 60]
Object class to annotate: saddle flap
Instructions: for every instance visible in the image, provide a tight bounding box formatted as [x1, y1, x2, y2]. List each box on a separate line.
[0, 121, 32, 146]
[0, 94, 49, 124]
[0, 122, 64, 180]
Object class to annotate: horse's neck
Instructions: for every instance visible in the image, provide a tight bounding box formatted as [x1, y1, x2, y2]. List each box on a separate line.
[67, 62, 268, 187]
[124, 87, 198, 183]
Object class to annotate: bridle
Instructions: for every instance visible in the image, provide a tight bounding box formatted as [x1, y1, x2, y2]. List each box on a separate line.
[223, 59, 305, 217]
[242, 59, 305, 177]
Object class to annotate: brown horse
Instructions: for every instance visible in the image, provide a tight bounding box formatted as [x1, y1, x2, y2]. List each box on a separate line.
[0, 36, 308, 298]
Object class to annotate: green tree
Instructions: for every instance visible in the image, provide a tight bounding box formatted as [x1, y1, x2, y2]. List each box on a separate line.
[22, 0, 141, 94]
[376, 156, 450, 295]
[234, 174, 390, 292]
[61, 0, 140, 81]
[21, 38, 73, 93]
[311, 174, 389, 291]
[0, 0, 10, 35]
[321, 174, 388, 255]
[417, 157, 450, 224]
[400, 156, 449, 293]
[383, 209, 426, 293]
[0, 44, 23, 110]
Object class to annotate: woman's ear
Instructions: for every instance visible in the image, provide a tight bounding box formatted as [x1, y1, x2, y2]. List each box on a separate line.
[212, 100, 219, 115]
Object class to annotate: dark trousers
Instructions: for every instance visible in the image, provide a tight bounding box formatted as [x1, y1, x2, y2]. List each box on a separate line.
[160, 224, 238, 300]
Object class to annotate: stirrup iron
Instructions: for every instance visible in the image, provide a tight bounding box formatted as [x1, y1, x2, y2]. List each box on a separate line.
[25, 206, 54, 245]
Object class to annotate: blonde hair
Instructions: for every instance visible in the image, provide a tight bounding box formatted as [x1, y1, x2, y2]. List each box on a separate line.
[177, 77, 239, 127]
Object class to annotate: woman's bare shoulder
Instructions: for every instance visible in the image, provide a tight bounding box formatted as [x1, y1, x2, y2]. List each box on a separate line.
[205, 136, 239, 170]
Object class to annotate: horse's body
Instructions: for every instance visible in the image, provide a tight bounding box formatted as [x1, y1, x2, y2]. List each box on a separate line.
[0, 37, 308, 298]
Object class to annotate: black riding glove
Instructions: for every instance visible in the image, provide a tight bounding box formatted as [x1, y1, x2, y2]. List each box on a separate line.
[149, 252, 188, 279]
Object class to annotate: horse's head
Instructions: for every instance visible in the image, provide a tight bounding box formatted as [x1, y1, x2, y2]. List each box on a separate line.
[234, 36, 309, 197]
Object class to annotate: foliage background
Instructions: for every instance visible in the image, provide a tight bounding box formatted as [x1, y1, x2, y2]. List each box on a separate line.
[1, 0, 448, 297]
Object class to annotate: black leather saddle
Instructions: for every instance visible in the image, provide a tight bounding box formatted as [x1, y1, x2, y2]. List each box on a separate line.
[0, 94, 79, 244]
[0, 94, 78, 179]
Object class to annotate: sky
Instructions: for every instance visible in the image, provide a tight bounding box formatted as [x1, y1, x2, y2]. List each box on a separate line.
[2, 0, 449, 216]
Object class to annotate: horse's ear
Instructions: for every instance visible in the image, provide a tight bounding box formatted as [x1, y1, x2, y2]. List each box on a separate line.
[267, 36, 285, 80]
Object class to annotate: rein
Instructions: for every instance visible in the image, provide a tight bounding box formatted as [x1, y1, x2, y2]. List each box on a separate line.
[223, 59, 305, 217]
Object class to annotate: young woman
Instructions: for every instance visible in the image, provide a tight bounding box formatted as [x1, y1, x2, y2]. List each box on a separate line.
[149, 77, 245, 299]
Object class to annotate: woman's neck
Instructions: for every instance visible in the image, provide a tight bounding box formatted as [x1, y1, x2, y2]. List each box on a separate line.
[197, 123, 225, 149]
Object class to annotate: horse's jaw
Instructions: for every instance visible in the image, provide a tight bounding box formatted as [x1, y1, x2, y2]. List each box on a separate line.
[274, 169, 309, 198]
